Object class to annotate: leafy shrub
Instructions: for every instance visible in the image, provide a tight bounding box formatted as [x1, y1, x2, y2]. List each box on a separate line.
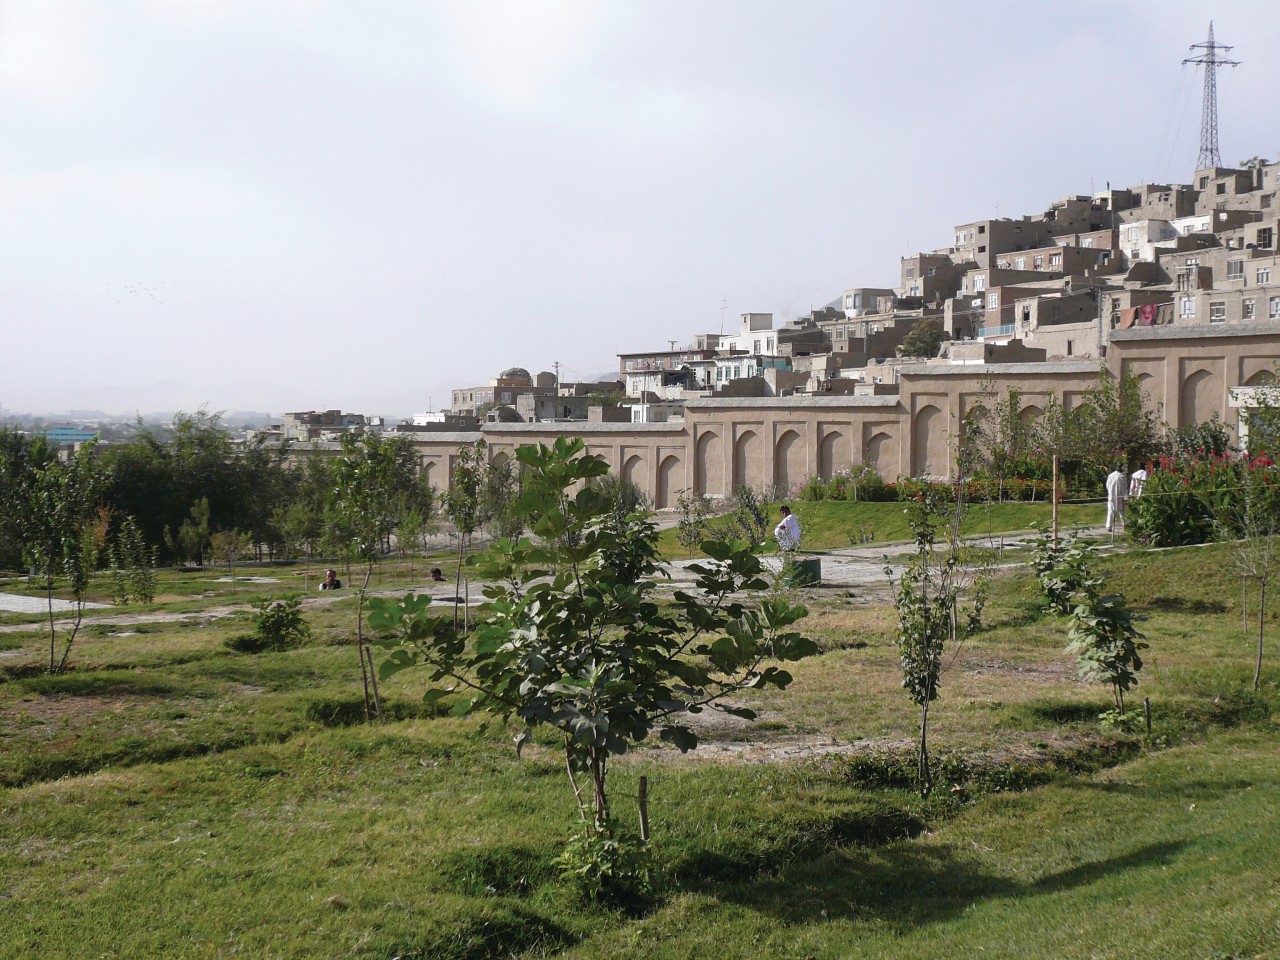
[1128, 452, 1279, 547]
[226, 596, 309, 654]
[553, 828, 651, 904]
[1067, 593, 1148, 713]
[1030, 530, 1100, 614]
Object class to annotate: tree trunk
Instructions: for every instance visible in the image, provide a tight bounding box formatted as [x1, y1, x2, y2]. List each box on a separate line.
[1256, 581, 1266, 692]
[453, 536, 465, 628]
[918, 697, 932, 797]
[46, 581, 56, 673]
[357, 558, 378, 721]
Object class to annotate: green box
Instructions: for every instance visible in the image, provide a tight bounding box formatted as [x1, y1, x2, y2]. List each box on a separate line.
[783, 557, 821, 587]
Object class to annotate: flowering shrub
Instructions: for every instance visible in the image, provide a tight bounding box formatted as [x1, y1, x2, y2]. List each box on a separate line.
[1128, 451, 1279, 547]
[791, 466, 894, 503]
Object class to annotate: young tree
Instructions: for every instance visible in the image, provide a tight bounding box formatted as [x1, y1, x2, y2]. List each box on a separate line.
[674, 489, 714, 558]
[210, 528, 253, 578]
[481, 450, 524, 541]
[106, 515, 158, 605]
[1076, 367, 1163, 471]
[177, 498, 211, 566]
[724, 484, 770, 545]
[888, 487, 987, 796]
[963, 381, 1033, 503]
[22, 444, 103, 674]
[331, 431, 418, 720]
[370, 438, 815, 899]
[1215, 459, 1280, 690]
[1067, 594, 1147, 713]
[444, 439, 488, 627]
[0, 429, 57, 570]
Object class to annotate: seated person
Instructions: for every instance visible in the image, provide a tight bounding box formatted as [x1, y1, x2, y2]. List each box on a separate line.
[319, 568, 342, 590]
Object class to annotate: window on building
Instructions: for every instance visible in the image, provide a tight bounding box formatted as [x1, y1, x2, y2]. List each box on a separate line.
[1082, 238, 1094, 248]
[1244, 299, 1256, 320]
[1015, 257, 1026, 270]
[1264, 195, 1273, 209]
[1180, 296, 1196, 318]
[978, 224, 986, 234]
[1186, 257, 1200, 268]
[766, 337, 773, 350]
[1216, 182, 1227, 195]
[978, 245, 986, 254]
[987, 293, 998, 309]
[1271, 296, 1280, 319]
[909, 285, 919, 296]
[1050, 254, 1062, 267]
[845, 295, 853, 308]
[1209, 301, 1226, 322]
[1066, 340, 1073, 356]
[905, 267, 915, 279]
[1228, 259, 1245, 280]
[927, 266, 937, 276]
[1199, 176, 1209, 189]
[1033, 255, 1044, 270]
[973, 274, 986, 291]
[1258, 227, 1274, 248]
[1259, 267, 1273, 285]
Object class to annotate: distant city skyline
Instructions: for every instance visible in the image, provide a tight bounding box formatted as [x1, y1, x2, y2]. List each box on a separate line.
[4, 1, 1280, 417]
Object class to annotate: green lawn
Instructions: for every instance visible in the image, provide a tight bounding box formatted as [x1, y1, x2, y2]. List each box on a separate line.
[1, 539, 1277, 958]
[660, 500, 1106, 556]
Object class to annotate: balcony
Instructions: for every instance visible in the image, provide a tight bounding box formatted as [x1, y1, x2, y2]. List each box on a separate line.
[977, 324, 1015, 339]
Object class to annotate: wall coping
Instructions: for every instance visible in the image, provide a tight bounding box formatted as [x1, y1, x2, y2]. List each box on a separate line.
[480, 421, 686, 434]
[897, 360, 1100, 376]
[685, 395, 900, 409]
[1111, 321, 1280, 343]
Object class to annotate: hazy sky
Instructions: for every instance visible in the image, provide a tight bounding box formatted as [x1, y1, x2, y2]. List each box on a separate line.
[4, 1, 1280, 417]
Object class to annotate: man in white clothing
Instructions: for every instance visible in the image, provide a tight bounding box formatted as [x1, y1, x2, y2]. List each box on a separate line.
[1129, 466, 1148, 498]
[774, 505, 802, 553]
[1105, 468, 1129, 532]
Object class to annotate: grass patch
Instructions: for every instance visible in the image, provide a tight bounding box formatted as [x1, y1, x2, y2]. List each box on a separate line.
[659, 500, 1105, 556]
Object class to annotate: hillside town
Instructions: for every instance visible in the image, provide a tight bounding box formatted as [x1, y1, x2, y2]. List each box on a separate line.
[213, 154, 1278, 509]
[17, 154, 1280, 510]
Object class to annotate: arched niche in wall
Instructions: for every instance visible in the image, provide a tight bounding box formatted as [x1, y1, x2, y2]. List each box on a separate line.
[694, 431, 722, 497]
[773, 429, 804, 493]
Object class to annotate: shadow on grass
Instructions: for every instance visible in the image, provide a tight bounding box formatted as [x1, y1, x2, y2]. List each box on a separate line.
[13, 669, 179, 697]
[1143, 596, 1227, 614]
[716, 838, 1189, 931]
[386, 905, 579, 960]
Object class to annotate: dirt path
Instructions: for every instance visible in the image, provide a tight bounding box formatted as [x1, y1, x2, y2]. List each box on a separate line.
[0, 525, 1117, 636]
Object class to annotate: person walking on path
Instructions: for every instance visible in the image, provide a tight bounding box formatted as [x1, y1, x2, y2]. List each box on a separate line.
[1105, 467, 1129, 533]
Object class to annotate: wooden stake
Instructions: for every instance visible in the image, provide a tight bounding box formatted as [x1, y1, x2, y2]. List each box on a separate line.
[638, 775, 650, 842]
[1052, 454, 1060, 544]
[1143, 696, 1152, 738]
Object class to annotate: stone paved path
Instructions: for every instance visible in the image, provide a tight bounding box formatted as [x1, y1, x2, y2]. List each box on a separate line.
[0, 593, 110, 615]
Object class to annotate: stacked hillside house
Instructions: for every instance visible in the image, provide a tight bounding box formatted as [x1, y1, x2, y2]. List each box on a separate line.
[398, 159, 1280, 499]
